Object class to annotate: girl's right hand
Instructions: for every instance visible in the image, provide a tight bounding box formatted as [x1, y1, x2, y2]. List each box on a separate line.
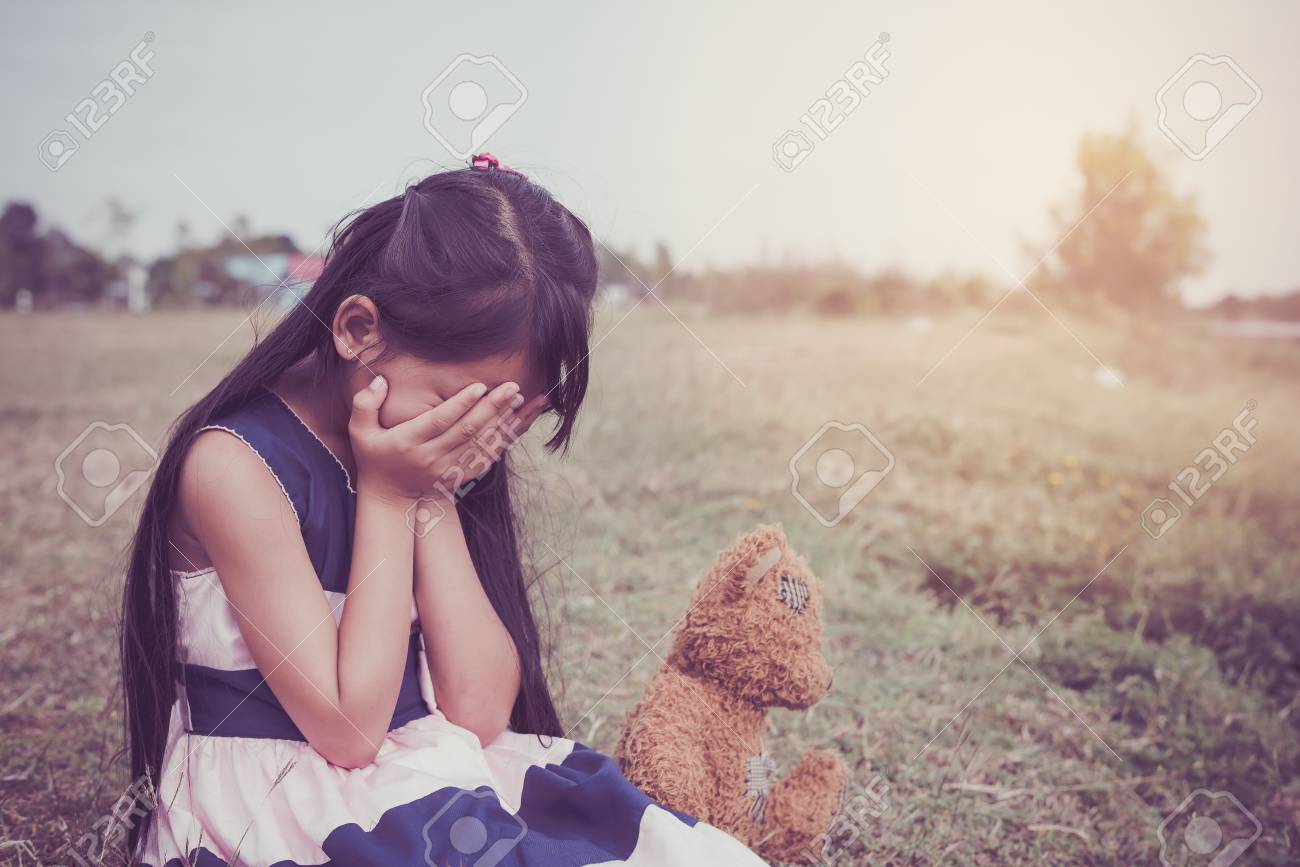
[348, 376, 525, 502]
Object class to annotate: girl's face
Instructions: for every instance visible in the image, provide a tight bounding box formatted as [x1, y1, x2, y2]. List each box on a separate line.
[369, 351, 547, 430]
[331, 293, 548, 430]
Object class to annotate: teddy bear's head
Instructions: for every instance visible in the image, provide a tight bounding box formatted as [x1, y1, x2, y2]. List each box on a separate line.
[668, 524, 833, 709]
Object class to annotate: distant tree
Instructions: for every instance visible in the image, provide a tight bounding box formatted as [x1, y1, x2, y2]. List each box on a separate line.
[229, 213, 253, 240]
[650, 241, 676, 294]
[0, 201, 116, 307]
[861, 268, 920, 314]
[1211, 292, 1246, 320]
[1031, 126, 1207, 308]
[596, 243, 649, 295]
[42, 228, 115, 305]
[104, 197, 138, 252]
[1205, 288, 1300, 321]
[0, 203, 43, 307]
[924, 270, 1002, 310]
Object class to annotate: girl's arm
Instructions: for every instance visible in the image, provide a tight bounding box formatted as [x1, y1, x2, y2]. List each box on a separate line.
[414, 505, 520, 745]
[177, 377, 503, 767]
[414, 393, 548, 745]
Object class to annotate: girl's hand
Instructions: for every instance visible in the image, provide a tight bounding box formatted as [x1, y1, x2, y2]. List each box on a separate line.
[446, 393, 550, 486]
[347, 376, 543, 502]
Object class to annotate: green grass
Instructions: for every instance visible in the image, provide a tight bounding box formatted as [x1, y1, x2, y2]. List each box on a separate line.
[1, 302, 1297, 864]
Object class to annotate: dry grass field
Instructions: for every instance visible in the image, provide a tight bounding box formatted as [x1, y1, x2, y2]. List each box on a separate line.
[1, 301, 1298, 865]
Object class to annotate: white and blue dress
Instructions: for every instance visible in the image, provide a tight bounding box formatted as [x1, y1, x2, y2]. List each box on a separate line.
[143, 391, 765, 866]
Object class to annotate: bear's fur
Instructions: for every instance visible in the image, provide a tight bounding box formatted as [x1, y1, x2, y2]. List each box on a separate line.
[616, 524, 848, 864]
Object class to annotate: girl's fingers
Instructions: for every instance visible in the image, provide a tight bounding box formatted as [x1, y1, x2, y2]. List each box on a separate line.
[401, 381, 490, 441]
[348, 375, 389, 434]
[430, 382, 523, 453]
[446, 435, 507, 481]
[484, 394, 548, 453]
[445, 395, 547, 474]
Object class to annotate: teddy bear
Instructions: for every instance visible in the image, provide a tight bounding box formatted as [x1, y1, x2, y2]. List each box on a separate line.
[615, 524, 849, 864]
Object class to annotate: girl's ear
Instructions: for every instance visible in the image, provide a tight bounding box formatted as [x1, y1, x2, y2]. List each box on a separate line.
[332, 295, 382, 362]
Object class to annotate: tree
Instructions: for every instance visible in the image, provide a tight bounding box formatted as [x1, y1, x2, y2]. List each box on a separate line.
[0, 201, 115, 307]
[595, 243, 649, 295]
[0, 203, 43, 307]
[42, 228, 115, 305]
[1031, 126, 1207, 308]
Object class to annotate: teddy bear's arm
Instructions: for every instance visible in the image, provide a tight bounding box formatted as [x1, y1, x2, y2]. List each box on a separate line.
[755, 749, 848, 864]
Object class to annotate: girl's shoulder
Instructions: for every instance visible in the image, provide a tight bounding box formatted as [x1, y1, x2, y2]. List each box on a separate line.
[189, 390, 350, 525]
[179, 389, 357, 589]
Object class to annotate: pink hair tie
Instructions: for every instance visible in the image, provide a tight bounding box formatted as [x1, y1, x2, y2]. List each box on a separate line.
[470, 152, 525, 178]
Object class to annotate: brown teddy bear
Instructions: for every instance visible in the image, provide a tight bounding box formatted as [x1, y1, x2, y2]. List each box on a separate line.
[616, 524, 848, 864]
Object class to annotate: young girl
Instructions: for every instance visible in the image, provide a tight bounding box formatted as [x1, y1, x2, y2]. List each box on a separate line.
[121, 156, 765, 865]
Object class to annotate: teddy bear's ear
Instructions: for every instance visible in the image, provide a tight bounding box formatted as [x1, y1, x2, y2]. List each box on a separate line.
[742, 545, 782, 584]
[715, 524, 789, 590]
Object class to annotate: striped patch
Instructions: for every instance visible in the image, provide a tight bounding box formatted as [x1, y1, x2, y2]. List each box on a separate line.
[744, 754, 777, 824]
[778, 573, 809, 613]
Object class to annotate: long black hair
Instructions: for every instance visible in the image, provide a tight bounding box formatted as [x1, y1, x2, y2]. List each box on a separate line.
[121, 164, 597, 845]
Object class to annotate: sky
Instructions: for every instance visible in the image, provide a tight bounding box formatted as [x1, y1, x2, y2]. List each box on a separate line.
[3, 0, 1298, 306]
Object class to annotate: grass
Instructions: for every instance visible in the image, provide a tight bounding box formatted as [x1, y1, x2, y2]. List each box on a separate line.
[0, 300, 1297, 864]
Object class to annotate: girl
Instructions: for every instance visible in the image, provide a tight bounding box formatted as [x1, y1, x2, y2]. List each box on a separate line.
[121, 156, 766, 866]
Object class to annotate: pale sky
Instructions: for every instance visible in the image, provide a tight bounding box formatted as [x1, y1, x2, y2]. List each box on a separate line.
[4, 0, 1298, 305]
